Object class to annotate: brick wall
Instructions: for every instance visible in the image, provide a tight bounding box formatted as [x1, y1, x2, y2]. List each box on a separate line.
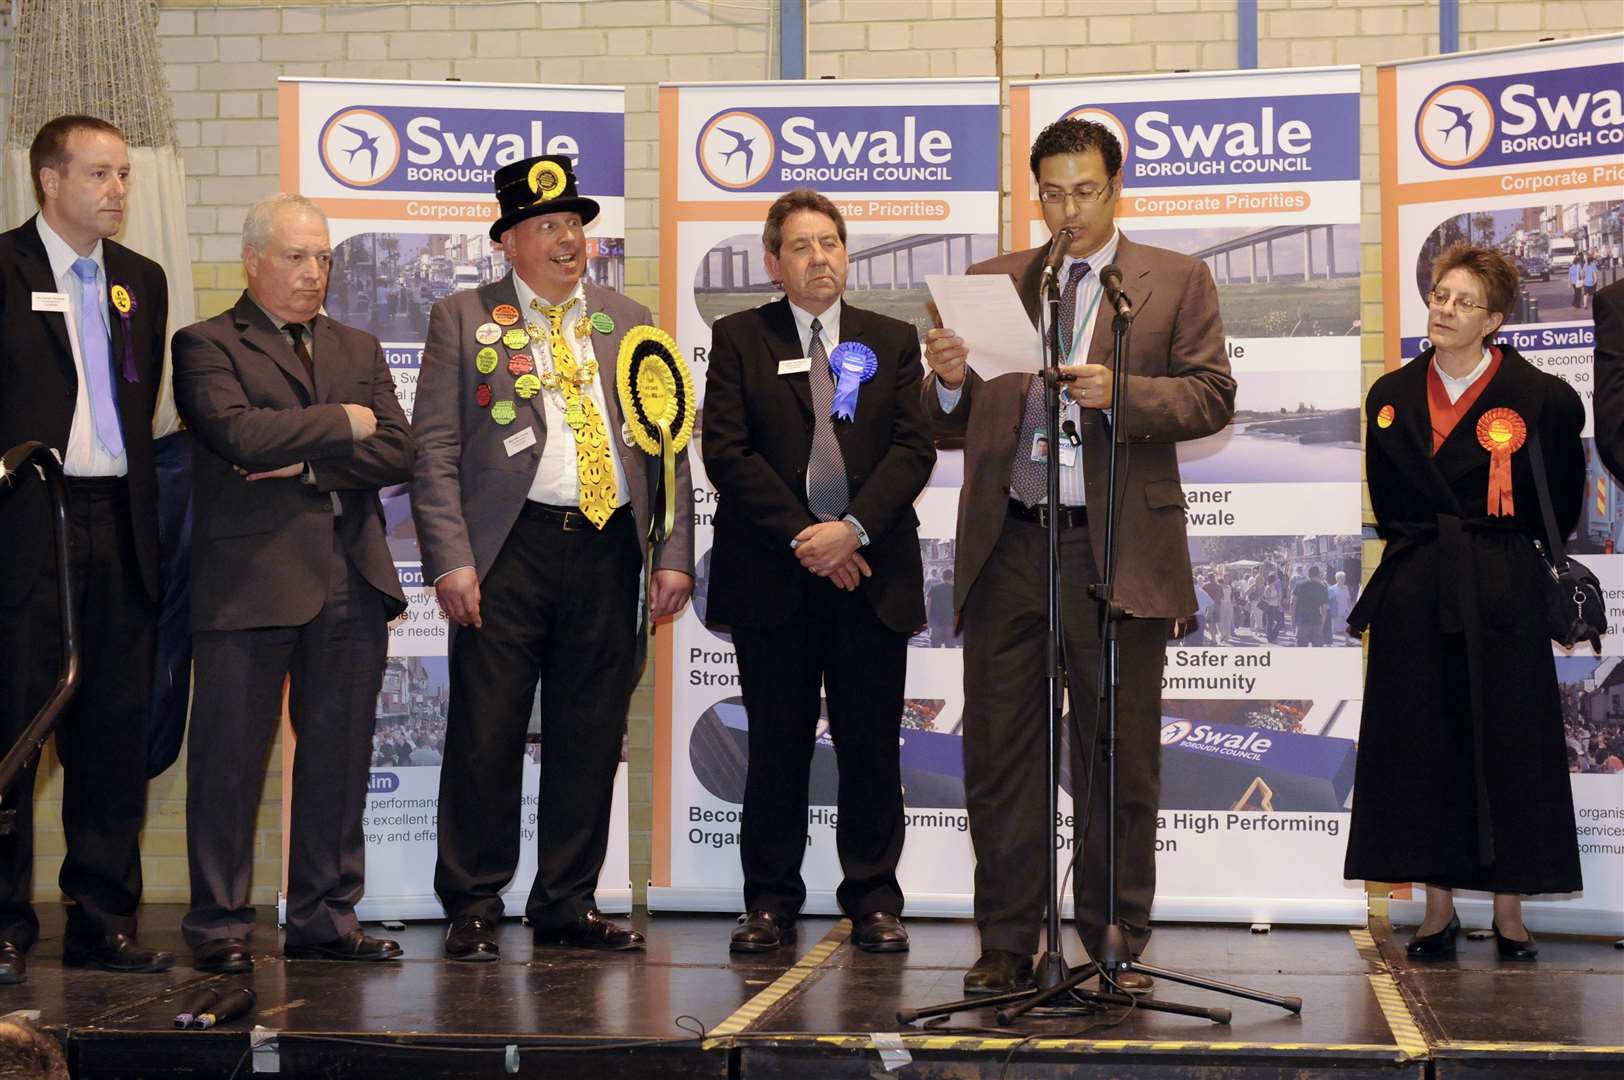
[2, 0, 1619, 911]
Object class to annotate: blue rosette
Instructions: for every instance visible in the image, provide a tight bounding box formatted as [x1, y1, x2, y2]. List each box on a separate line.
[827, 341, 877, 421]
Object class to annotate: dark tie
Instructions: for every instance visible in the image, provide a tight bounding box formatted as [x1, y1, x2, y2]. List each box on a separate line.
[1010, 261, 1090, 506]
[805, 317, 849, 521]
[289, 322, 316, 389]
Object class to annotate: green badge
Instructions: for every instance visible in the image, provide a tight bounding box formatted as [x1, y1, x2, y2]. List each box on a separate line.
[514, 373, 542, 399]
[491, 400, 517, 425]
[475, 346, 499, 375]
[590, 311, 615, 335]
[502, 326, 531, 351]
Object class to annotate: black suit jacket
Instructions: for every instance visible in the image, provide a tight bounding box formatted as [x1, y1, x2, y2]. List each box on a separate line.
[0, 217, 166, 604]
[173, 293, 413, 633]
[702, 297, 935, 634]
[1594, 279, 1624, 483]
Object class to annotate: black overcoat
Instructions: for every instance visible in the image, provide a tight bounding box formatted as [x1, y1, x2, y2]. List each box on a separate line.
[1343, 345, 1585, 894]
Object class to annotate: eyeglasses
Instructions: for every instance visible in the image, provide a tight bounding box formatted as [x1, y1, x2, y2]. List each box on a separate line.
[1426, 289, 1488, 314]
[1038, 185, 1111, 206]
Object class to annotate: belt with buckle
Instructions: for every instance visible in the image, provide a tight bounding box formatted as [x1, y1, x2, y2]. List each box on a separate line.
[521, 502, 623, 531]
[1007, 499, 1087, 529]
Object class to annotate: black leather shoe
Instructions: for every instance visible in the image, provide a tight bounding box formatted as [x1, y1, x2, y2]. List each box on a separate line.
[193, 937, 253, 974]
[730, 910, 795, 953]
[285, 929, 402, 962]
[1405, 912, 1460, 960]
[852, 911, 909, 953]
[0, 941, 26, 985]
[1105, 969, 1153, 995]
[542, 909, 644, 951]
[963, 950, 1033, 994]
[444, 916, 499, 962]
[1492, 922, 1539, 961]
[63, 932, 175, 973]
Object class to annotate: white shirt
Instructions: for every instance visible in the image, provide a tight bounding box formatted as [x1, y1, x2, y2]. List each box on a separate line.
[37, 215, 126, 477]
[1431, 347, 1493, 405]
[935, 228, 1121, 507]
[512, 275, 630, 509]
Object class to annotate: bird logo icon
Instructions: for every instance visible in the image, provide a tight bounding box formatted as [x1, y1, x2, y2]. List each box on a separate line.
[698, 110, 774, 190]
[339, 124, 383, 178]
[1416, 84, 1494, 168]
[319, 109, 401, 189]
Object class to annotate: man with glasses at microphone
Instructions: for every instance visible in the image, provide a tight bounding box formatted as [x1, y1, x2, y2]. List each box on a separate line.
[923, 118, 1234, 996]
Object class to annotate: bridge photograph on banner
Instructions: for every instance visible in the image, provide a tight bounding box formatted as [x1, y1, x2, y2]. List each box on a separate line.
[278, 76, 631, 920]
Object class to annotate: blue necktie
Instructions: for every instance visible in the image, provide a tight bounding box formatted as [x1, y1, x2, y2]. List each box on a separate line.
[70, 257, 124, 457]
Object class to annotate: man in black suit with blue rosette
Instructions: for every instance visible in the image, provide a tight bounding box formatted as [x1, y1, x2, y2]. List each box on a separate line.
[702, 188, 936, 955]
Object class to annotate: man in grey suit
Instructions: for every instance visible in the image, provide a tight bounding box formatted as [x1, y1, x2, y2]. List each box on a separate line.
[412, 155, 694, 960]
[173, 193, 413, 974]
[924, 119, 1234, 995]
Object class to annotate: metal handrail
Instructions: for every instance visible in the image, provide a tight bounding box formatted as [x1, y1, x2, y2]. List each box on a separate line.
[0, 442, 80, 831]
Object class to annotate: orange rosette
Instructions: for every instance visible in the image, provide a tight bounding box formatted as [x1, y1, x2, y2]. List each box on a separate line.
[1475, 407, 1527, 516]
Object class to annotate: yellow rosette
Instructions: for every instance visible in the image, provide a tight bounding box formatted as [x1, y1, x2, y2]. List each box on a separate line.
[616, 325, 695, 542]
[527, 159, 567, 204]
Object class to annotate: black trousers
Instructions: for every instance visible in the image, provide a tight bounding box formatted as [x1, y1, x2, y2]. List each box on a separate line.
[183, 533, 388, 949]
[434, 503, 640, 929]
[0, 478, 155, 950]
[732, 581, 908, 922]
[962, 516, 1168, 960]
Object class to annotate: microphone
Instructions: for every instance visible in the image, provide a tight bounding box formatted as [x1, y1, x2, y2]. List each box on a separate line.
[194, 987, 257, 1030]
[1100, 264, 1133, 318]
[174, 986, 224, 1029]
[1039, 228, 1075, 289]
[1061, 419, 1082, 445]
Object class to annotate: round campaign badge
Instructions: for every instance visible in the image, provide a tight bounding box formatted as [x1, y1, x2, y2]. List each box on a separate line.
[1376, 404, 1395, 429]
[502, 327, 531, 351]
[590, 311, 615, 335]
[514, 373, 542, 399]
[507, 352, 535, 377]
[492, 304, 521, 327]
[475, 383, 493, 408]
[474, 322, 502, 346]
[491, 400, 517, 426]
[110, 284, 134, 315]
[475, 347, 500, 375]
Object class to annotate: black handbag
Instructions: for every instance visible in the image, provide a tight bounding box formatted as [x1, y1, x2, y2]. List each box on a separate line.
[1527, 431, 1608, 654]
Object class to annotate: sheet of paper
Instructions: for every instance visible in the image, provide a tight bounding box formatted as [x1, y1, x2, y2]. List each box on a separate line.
[925, 274, 1043, 381]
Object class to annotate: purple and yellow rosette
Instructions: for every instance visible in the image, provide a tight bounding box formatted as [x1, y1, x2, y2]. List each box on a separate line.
[109, 283, 139, 382]
[615, 325, 695, 542]
[827, 341, 876, 421]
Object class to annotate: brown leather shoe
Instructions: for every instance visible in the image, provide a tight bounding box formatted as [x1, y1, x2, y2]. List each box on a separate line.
[852, 912, 909, 953]
[193, 937, 253, 974]
[284, 929, 402, 961]
[1105, 969, 1153, 995]
[63, 932, 174, 973]
[542, 909, 644, 951]
[963, 949, 1033, 994]
[730, 910, 795, 953]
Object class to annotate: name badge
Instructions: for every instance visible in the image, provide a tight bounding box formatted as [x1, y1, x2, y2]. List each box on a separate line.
[503, 426, 538, 457]
[777, 357, 811, 375]
[32, 291, 69, 312]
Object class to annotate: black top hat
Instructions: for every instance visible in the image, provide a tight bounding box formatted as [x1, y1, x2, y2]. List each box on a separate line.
[489, 154, 600, 242]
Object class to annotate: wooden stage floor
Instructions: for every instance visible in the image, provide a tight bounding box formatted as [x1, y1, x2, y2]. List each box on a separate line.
[2, 905, 1618, 1078]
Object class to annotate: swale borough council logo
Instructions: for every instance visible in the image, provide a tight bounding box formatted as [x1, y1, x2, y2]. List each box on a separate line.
[319, 108, 402, 188]
[1416, 83, 1495, 168]
[1063, 106, 1130, 164]
[698, 109, 775, 190]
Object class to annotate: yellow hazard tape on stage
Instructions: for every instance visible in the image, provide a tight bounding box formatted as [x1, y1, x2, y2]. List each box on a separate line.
[1366, 972, 1428, 1061]
[1437, 1041, 1624, 1056]
[1349, 927, 1386, 969]
[706, 919, 850, 1043]
[778, 1034, 1408, 1056]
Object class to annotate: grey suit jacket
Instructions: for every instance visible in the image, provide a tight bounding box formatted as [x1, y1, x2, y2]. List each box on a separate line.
[923, 235, 1235, 620]
[173, 293, 414, 633]
[410, 274, 695, 655]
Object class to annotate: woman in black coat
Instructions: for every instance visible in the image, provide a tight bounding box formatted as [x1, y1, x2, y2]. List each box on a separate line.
[1344, 244, 1585, 961]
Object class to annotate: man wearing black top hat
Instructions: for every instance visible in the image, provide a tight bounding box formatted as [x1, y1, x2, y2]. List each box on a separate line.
[411, 156, 694, 959]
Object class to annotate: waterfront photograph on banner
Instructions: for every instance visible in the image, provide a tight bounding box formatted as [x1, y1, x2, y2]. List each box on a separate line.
[653, 77, 1001, 915]
[1013, 66, 1367, 926]
[280, 77, 631, 920]
[1378, 34, 1624, 936]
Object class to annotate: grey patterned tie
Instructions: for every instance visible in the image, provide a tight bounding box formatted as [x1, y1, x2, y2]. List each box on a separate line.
[1010, 261, 1090, 507]
[805, 317, 849, 521]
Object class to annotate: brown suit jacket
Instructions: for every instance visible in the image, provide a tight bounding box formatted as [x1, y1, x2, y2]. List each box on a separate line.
[174, 293, 413, 632]
[923, 235, 1235, 619]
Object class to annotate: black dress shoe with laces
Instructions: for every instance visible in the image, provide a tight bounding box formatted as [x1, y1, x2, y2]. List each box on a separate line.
[284, 929, 402, 962]
[1492, 923, 1538, 961]
[193, 937, 253, 974]
[963, 949, 1033, 994]
[1405, 912, 1460, 960]
[63, 932, 175, 973]
[0, 942, 26, 985]
[445, 915, 500, 962]
[730, 910, 795, 953]
[852, 911, 909, 953]
[541, 909, 644, 951]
